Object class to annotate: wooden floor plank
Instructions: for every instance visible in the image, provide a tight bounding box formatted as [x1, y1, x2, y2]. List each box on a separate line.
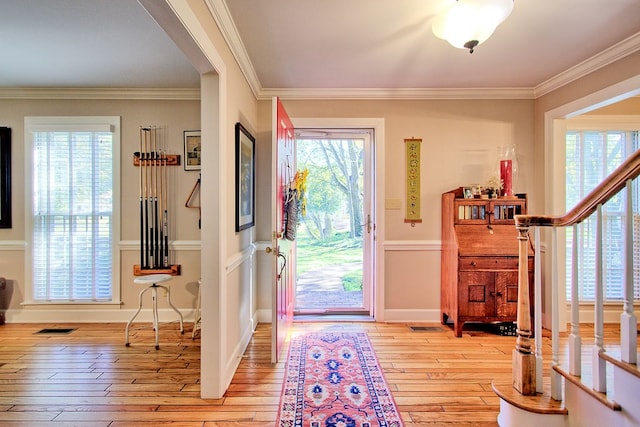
[0, 321, 627, 426]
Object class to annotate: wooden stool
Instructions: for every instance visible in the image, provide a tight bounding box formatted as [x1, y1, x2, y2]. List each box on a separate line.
[125, 274, 184, 349]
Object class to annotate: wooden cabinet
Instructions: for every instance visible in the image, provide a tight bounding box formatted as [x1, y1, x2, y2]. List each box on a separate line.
[441, 188, 534, 337]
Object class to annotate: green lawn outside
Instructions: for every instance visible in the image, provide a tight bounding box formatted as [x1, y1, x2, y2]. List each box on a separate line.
[296, 229, 363, 291]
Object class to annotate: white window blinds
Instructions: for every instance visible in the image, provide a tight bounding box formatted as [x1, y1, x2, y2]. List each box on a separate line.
[26, 117, 119, 302]
[565, 129, 640, 301]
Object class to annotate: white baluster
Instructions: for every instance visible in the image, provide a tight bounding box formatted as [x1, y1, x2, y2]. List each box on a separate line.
[593, 204, 606, 393]
[551, 227, 562, 400]
[569, 223, 581, 376]
[535, 227, 543, 394]
[622, 179, 638, 364]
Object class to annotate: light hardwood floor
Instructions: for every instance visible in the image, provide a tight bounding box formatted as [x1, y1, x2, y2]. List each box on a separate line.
[0, 320, 622, 426]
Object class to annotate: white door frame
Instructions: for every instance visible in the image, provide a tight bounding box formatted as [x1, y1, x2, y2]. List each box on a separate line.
[292, 117, 386, 321]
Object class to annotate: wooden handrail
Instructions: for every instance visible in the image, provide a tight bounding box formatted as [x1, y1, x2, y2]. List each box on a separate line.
[516, 149, 640, 228]
[510, 147, 640, 403]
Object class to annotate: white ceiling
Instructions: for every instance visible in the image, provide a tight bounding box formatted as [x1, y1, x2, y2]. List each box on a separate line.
[1, 0, 639, 98]
[0, 0, 200, 88]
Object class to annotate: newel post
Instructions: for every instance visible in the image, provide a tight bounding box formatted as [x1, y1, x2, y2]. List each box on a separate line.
[513, 219, 536, 395]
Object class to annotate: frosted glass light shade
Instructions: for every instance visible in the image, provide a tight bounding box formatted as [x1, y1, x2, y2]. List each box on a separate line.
[432, 0, 514, 51]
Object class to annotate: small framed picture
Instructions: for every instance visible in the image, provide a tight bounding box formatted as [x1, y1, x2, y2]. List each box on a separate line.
[463, 187, 473, 199]
[184, 130, 201, 171]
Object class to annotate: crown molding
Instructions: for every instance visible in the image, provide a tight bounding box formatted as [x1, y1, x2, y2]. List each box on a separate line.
[0, 87, 200, 100]
[258, 87, 535, 100]
[206, 0, 262, 98]
[535, 31, 640, 98]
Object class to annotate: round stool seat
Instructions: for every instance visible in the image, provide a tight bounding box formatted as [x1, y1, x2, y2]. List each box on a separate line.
[134, 274, 172, 285]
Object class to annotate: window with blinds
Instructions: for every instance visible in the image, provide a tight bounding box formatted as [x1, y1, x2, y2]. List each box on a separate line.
[565, 129, 640, 302]
[25, 117, 120, 302]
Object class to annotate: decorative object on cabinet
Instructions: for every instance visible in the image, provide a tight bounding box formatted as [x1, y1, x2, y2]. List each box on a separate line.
[235, 123, 255, 232]
[441, 187, 534, 337]
[404, 138, 422, 226]
[183, 130, 201, 171]
[498, 144, 518, 197]
[483, 175, 503, 199]
[0, 127, 11, 229]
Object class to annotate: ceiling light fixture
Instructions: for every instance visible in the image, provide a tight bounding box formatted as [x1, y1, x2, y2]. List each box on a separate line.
[432, 0, 514, 53]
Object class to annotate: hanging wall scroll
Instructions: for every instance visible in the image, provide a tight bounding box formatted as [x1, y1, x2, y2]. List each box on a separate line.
[404, 138, 422, 226]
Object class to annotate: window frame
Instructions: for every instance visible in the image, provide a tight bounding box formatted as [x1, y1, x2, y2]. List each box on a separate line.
[564, 115, 640, 304]
[24, 116, 121, 305]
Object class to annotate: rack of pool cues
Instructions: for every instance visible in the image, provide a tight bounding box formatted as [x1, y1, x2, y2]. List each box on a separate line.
[133, 126, 181, 276]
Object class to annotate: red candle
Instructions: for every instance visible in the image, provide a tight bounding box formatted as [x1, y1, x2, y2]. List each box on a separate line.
[500, 160, 512, 197]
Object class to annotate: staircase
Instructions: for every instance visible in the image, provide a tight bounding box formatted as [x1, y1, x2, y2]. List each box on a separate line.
[493, 150, 640, 427]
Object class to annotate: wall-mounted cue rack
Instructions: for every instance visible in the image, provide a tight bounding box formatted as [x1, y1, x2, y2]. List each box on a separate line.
[133, 126, 181, 276]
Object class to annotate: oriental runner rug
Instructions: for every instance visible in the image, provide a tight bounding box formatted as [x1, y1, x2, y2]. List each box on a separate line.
[276, 330, 404, 427]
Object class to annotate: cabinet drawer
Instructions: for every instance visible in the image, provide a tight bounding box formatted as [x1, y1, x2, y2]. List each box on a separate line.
[459, 257, 518, 271]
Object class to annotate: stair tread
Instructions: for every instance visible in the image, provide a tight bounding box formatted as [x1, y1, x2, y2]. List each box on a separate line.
[492, 380, 568, 415]
[553, 364, 622, 411]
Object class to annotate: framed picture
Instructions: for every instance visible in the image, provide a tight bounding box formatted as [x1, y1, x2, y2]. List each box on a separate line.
[463, 187, 473, 199]
[183, 130, 201, 171]
[0, 127, 11, 228]
[235, 123, 255, 231]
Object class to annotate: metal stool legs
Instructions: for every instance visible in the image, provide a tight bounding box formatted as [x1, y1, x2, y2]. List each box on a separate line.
[192, 279, 201, 339]
[125, 274, 184, 349]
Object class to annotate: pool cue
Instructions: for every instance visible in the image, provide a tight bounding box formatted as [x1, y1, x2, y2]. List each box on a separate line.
[157, 133, 164, 268]
[150, 127, 157, 268]
[162, 140, 169, 267]
[153, 127, 160, 268]
[138, 127, 144, 270]
[144, 127, 151, 269]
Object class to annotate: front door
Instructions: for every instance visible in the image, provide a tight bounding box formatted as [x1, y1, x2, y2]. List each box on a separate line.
[271, 97, 295, 363]
[293, 130, 375, 315]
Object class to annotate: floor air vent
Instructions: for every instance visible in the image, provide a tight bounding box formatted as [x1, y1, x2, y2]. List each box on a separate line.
[410, 326, 443, 332]
[35, 328, 76, 335]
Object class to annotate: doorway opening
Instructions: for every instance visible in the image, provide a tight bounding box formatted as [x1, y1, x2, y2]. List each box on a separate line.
[293, 129, 375, 317]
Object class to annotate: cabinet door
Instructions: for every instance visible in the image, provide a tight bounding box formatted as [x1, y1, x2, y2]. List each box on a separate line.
[454, 200, 489, 225]
[495, 271, 518, 317]
[489, 200, 527, 224]
[459, 271, 494, 317]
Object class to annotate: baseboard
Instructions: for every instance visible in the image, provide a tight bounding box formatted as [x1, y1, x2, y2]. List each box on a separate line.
[256, 308, 271, 324]
[253, 308, 442, 324]
[3, 307, 198, 324]
[222, 319, 257, 391]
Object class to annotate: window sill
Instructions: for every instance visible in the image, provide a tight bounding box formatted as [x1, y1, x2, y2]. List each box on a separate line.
[21, 301, 123, 306]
